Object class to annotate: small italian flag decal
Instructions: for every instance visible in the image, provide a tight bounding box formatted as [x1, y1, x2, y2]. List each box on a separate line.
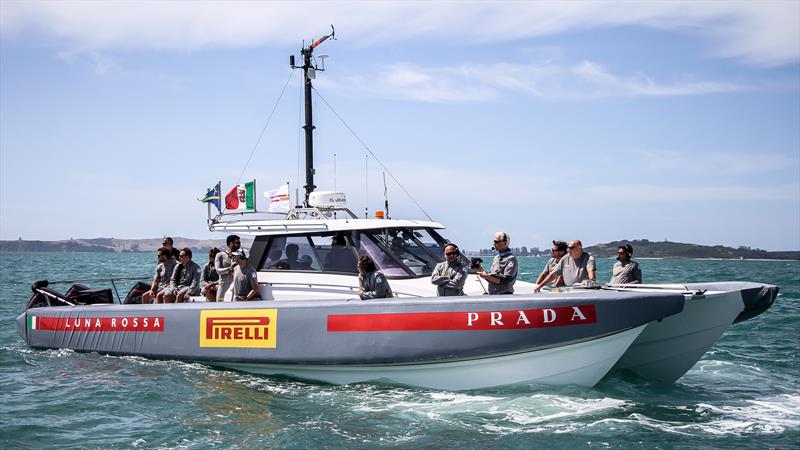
[29, 315, 38, 330]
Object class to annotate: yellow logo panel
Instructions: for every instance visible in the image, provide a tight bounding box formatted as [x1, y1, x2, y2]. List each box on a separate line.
[200, 309, 278, 348]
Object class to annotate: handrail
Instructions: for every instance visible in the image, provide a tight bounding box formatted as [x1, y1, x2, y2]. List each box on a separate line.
[45, 276, 150, 303]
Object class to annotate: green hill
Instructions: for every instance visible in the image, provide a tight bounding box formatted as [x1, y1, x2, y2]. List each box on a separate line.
[585, 239, 799, 260]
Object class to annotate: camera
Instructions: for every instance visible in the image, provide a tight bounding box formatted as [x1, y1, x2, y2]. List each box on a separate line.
[469, 257, 483, 270]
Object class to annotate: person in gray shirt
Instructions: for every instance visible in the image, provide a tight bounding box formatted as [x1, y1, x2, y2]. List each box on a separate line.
[357, 256, 393, 299]
[534, 240, 595, 291]
[536, 240, 567, 288]
[142, 247, 177, 304]
[215, 234, 241, 301]
[431, 243, 468, 296]
[476, 232, 517, 295]
[165, 248, 202, 303]
[231, 250, 261, 301]
[610, 244, 642, 284]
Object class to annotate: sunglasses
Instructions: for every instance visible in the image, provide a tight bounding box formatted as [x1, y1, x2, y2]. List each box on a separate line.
[444, 252, 458, 256]
[179, 254, 188, 258]
[493, 240, 506, 244]
[567, 246, 578, 249]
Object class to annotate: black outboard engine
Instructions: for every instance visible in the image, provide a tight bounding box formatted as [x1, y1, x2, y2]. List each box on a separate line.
[25, 280, 115, 310]
[26, 280, 74, 309]
[65, 284, 114, 305]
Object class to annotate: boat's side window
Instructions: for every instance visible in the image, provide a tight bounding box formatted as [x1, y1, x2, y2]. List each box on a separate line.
[260, 236, 320, 271]
[309, 233, 358, 273]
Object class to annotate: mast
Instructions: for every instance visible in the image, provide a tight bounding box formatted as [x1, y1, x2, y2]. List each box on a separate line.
[290, 26, 335, 206]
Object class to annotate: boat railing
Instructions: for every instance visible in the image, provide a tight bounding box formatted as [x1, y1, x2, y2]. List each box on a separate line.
[261, 281, 424, 298]
[45, 276, 151, 303]
[604, 283, 707, 296]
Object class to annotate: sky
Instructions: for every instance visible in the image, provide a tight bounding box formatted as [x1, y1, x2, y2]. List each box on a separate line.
[1, 1, 799, 252]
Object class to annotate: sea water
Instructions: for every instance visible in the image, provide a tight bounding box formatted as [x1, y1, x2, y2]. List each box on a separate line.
[1, 252, 797, 448]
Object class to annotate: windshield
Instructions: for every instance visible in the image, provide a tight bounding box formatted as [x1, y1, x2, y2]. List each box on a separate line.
[257, 227, 447, 278]
[364, 228, 446, 277]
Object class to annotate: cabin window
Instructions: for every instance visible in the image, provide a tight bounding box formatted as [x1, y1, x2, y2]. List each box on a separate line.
[308, 233, 358, 273]
[363, 228, 445, 276]
[261, 236, 320, 271]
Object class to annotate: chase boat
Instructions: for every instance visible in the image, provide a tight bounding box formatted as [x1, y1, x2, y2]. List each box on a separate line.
[15, 30, 778, 390]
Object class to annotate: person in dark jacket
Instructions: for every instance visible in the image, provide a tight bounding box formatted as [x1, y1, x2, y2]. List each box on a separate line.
[357, 256, 393, 299]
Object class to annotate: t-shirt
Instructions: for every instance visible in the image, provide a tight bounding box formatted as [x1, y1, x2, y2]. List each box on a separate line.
[541, 257, 559, 275]
[232, 265, 259, 300]
[155, 259, 177, 291]
[554, 252, 595, 286]
[611, 260, 642, 284]
[215, 251, 234, 282]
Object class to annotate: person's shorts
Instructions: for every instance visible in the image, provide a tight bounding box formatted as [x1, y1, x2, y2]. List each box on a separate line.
[216, 279, 232, 301]
[177, 286, 200, 297]
[157, 287, 173, 297]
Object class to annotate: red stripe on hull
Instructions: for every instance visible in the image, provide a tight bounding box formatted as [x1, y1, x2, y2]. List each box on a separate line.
[327, 305, 596, 332]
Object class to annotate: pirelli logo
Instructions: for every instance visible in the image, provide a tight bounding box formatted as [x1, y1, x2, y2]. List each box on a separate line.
[199, 309, 278, 348]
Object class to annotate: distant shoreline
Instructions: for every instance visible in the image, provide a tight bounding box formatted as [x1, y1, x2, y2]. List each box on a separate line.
[2, 237, 798, 260]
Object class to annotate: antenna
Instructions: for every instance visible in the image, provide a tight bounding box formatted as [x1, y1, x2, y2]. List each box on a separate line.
[289, 25, 336, 207]
[364, 154, 369, 218]
[333, 153, 338, 219]
[383, 172, 389, 219]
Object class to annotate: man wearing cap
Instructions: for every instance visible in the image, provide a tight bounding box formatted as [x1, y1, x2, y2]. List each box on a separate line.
[215, 234, 241, 301]
[610, 244, 642, 284]
[232, 250, 260, 301]
[533, 240, 595, 292]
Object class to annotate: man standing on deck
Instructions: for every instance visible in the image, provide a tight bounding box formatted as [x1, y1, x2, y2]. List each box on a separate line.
[232, 250, 260, 301]
[475, 232, 517, 295]
[215, 235, 241, 301]
[610, 244, 642, 284]
[142, 247, 177, 304]
[534, 240, 595, 292]
[431, 243, 468, 296]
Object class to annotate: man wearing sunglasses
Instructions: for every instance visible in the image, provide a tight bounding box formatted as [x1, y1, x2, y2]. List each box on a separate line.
[431, 243, 468, 296]
[142, 247, 177, 304]
[475, 232, 517, 295]
[610, 244, 642, 284]
[535, 240, 567, 288]
[534, 240, 595, 292]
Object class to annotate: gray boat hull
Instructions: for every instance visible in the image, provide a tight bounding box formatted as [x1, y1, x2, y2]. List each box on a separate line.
[17, 291, 683, 390]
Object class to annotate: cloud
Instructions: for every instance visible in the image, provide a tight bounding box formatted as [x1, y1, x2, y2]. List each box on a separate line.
[588, 183, 799, 202]
[328, 61, 745, 102]
[635, 149, 800, 176]
[1, 2, 798, 67]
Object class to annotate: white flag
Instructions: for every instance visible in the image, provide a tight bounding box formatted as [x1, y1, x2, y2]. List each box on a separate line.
[264, 184, 290, 213]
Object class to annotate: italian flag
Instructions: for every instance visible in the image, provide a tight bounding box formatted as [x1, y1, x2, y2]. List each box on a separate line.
[29, 315, 38, 330]
[225, 181, 255, 211]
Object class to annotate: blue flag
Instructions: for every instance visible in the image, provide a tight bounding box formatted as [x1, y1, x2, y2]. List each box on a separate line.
[199, 182, 221, 213]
